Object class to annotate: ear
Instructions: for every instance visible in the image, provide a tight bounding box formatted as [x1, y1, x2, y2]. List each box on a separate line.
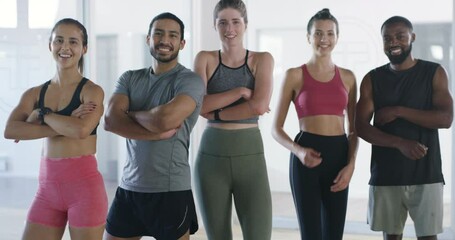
[179, 39, 186, 50]
[307, 34, 311, 44]
[82, 45, 88, 54]
[146, 35, 151, 46]
[411, 32, 416, 42]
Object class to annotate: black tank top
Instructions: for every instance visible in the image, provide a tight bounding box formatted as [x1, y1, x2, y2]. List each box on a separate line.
[38, 78, 97, 135]
[206, 50, 258, 124]
[369, 60, 443, 185]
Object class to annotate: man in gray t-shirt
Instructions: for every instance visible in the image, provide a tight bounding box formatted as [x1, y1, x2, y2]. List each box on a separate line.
[104, 12, 205, 240]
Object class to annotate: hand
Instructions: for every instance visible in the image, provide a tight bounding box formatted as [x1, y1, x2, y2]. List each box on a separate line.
[295, 146, 322, 168]
[397, 139, 428, 160]
[72, 102, 97, 118]
[239, 87, 253, 100]
[159, 128, 178, 140]
[25, 109, 41, 124]
[331, 164, 354, 192]
[375, 106, 399, 125]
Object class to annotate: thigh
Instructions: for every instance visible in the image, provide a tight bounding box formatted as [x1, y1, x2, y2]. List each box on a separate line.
[232, 153, 272, 240]
[194, 152, 233, 240]
[22, 221, 65, 240]
[290, 153, 323, 240]
[407, 183, 443, 237]
[65, 174, 108, 228]
[27, 182, 67, 228]
[368, 185, 407, 235]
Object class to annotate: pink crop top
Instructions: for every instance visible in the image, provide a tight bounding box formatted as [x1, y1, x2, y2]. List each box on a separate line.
[293, 64, 348, 118]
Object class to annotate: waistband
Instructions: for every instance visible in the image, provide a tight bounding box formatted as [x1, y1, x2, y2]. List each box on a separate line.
[39, 154, 100, 182]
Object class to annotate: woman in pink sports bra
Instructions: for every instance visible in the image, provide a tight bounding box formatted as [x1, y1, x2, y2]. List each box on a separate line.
[4, 18, 107, 240]
[272, 9, 358, 240]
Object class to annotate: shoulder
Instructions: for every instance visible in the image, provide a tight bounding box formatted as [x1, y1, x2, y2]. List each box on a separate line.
[337, 66, 356, 85]
[194, 50, 218, 64]
[82, 79, 104, 99]
[249, 50, 274, 64]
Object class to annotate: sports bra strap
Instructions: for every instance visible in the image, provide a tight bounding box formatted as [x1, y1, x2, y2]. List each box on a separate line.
[39, 80, 51, 109]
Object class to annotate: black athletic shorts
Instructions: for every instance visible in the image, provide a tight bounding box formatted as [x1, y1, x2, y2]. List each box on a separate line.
[106, 187, 198, 239]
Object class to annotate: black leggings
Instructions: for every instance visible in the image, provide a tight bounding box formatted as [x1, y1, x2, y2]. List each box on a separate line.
[290, 132, 349, 240]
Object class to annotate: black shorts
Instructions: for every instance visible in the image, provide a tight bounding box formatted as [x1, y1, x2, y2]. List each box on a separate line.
[105, 187, 198, 239]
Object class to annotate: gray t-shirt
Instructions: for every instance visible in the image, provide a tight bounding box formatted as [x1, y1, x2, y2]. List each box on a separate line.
[114, 63, 205, 192]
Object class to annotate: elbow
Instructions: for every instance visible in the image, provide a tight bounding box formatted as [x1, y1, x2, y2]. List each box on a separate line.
[4, 130, 13, 140]
[249, 103, 269, 116]
[103, 115, 114, 132]
[440, 115, 453, 128]
[74, 126, 92, 139]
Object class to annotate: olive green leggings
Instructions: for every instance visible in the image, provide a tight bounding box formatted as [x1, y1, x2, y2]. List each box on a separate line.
[194, 127, 272, 240]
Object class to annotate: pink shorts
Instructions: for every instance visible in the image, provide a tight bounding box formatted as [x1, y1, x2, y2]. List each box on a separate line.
[27, 155, 108, 228]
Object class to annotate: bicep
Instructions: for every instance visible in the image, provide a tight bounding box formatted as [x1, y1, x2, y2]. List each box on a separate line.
[80, 85, 105, 124]
[105, 93, 129, 119]
[164, 94, 197, 121]
[7, 88, 37, 122]
[356, 76, 374, 122]
[252, 53, 274, 103]
[432, 66, 453, 113]
[193, 52, 209, 86]
[274, 70, 298, 128]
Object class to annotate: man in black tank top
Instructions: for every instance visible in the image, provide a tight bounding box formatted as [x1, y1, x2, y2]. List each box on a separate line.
[356, 16, 453, 240]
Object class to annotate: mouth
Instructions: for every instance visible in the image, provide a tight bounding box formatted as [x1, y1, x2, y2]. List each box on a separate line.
[224, 34, 237, 39]
[389, 47, 402, 55]
[156, 45, 173, 53]
[58, 53, 72, 58]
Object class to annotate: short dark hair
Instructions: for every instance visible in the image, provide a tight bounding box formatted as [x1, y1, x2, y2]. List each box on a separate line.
[148, 12, 185, 40]
[381, 16, 413, 32]
[307, 8, 339, 35]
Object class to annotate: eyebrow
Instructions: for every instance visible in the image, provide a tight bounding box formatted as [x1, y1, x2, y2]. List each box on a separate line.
[154, 28, 181, 36]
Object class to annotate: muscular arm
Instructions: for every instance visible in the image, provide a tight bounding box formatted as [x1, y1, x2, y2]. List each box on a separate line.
[42, 83, 104, 139]
[4, 87, 59, 140]
[355, 74, 427, 160]
[128, 94, 196, 132]
[375, 66, 453, 129]
[104, 94, 175, 140]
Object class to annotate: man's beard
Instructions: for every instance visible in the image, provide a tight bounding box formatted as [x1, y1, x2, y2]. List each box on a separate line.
[386, 44, 412, 65]
[150, 46, 179, 63]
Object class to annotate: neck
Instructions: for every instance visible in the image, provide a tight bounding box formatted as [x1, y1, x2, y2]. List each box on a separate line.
[307, 55, 335, 71]
[389, 55, 416, 71]
[152, 60, 178, 75]
[53, 68, 82, 85]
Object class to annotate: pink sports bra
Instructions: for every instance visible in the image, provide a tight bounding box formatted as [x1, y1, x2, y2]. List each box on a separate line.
[293, 64, 348, 118]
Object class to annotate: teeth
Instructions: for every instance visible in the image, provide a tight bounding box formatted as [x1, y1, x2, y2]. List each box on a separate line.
[59, 54, 71, 58]
[390, 48, 401, 55]
[158, 48, 170, 52]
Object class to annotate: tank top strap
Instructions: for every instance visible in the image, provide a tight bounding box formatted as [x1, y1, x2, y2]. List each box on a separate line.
[74, 77, 89, 97]
[244, 49, 249, 65]
[38, 80, 52, 109]
[218, 50, 222, 64]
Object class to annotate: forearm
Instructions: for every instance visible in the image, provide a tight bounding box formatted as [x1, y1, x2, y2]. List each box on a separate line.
[129, 107, 179, 133]
[44, 114, 92, 139]
[346, 132, 358, 166]
[357, 122, 403, 148]
[4, 121, 58, 140]
[397, 106, 452, 129]
[202, 88, 246, 114]
[104, 112, 163, 140]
